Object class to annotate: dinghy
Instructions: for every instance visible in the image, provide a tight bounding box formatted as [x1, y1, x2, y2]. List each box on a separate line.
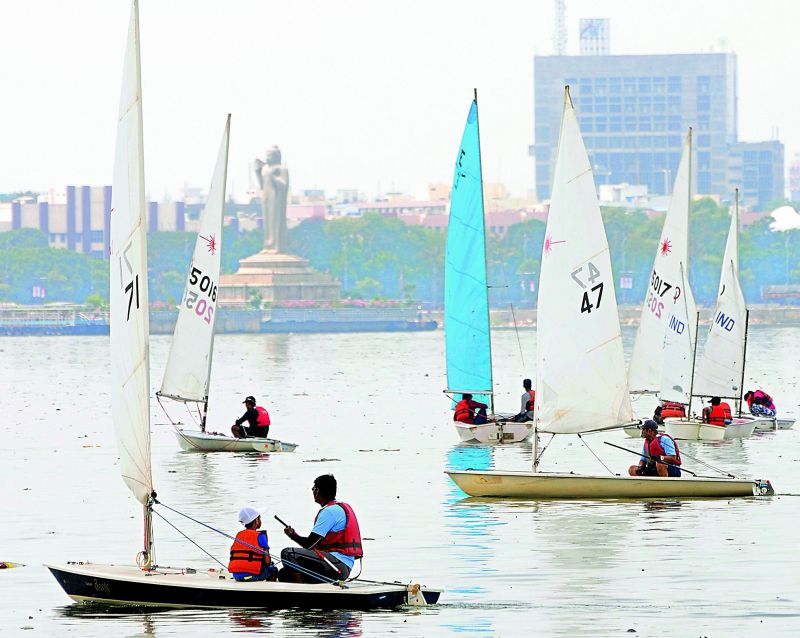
[446, 88, 774, 499]
[47, 3, 438, 609]
[154, 108, 295, 454]
[444, 92, 532, 444]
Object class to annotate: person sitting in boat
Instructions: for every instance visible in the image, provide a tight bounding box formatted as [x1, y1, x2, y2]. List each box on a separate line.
[653, 400, 686, 425]
[512, 379, 535, 422]
[231, 395, 271, 438]
[628, 420, 682, 478]
[702, 396, 732, 426]
[228, 506, 279, 582]
[453, 394, 489, 425]
[279, 474, 363, 584]
[744, 389, 777, 418]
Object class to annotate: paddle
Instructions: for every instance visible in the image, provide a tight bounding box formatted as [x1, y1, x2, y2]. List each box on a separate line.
[603, 441, 699, 477]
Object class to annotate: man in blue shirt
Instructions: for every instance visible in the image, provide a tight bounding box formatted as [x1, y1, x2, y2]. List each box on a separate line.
[628, 420, 682, 477]
[278, 474, 362, 584]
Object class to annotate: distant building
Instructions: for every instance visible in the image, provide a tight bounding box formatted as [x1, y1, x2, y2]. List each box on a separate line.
[534, 52, 738, 201]
[788, 154, 800, 202]
[0, 185, 187, 258]
[727, 140, 784, 209]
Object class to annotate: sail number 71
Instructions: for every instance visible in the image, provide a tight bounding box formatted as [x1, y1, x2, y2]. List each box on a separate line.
[571, 262, 604, 314]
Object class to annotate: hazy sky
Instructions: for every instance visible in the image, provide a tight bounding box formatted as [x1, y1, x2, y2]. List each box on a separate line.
[2, 0, 799, 201]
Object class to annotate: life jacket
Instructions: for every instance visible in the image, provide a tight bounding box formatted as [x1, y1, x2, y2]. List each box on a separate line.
[453, 399, 474, 424]
[645, 433, 681, 465]
[525, 391, 536, 413]
[660, 401, 686, 419]
[228, 529, 268, 575]
[255, 406, 271, 427]
[753, 390, 775, 410]
[707, 403, 732, 426]
[314, 501, 363, 559]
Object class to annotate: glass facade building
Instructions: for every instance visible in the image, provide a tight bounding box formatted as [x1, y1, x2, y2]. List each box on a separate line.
[534, 53, 738, 201]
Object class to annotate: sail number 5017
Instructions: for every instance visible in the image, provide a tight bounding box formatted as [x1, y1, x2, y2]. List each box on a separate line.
[571, 262, 604, 314]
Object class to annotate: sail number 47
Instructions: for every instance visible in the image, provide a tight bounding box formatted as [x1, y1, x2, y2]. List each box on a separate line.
[571, 262, 604, 314]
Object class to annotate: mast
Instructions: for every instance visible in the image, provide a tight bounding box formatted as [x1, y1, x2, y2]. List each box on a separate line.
[687, 310, 700, 417]
[686, 127, 694, 352]
[734, 190, 749, 417]
[473, 88, 495, 416]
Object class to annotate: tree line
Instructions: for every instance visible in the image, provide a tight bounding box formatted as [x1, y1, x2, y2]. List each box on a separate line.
[0, 197, 797, 307]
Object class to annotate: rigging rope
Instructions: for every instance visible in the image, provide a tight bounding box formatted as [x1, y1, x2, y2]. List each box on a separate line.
[577, 433, 616, 475]
[508, 302, 526, 368]
[151, 507, 226, 570]
[152, 499, 342, 585]
[534, 432, 555, 466]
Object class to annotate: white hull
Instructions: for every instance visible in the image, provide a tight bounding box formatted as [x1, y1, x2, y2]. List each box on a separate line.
[174, 429, 298, 453]
[454, 421, 532, 444]
[750, 416, 796, 431]
[663, 418, 755, 441]
[446, 470, 773, 499]
[46, 562, 439, 609]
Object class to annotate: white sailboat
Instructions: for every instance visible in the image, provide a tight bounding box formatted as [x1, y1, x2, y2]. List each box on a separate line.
[155, 116, 296, 453]
[444, 92, 531, 444]
[623, 131, 697, 437]
[446, 88, 774, 498]
[665, 191, 756, 441]
[47, 2, 439, 608]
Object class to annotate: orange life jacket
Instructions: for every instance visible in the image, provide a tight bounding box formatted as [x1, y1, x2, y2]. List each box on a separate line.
[526, 391, 536, 413]
[228, 529, 269, 575]
[707, 403, 732, 426]
[454, 399, 474, 423]
[255, 406, 270, 427]
[660, 401, 686, 418]
[315, 501, 363, 559]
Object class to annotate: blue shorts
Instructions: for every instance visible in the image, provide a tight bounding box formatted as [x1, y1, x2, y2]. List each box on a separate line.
[233, 564, 278, 581]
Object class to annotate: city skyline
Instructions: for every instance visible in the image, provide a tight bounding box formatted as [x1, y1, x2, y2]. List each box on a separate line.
[2, 0, 798, 201]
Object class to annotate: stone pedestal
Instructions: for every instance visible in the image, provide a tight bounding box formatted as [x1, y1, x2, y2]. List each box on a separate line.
[218, 250, 340, 305]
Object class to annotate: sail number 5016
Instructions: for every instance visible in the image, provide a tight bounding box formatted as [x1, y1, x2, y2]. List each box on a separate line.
[571, 262, 604, 314]
[185, 265, 217, 324]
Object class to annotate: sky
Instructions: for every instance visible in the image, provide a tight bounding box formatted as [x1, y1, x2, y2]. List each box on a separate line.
[2, 0, 799, 202]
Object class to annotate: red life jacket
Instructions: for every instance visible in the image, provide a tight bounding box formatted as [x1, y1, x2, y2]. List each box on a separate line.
[314, 501, 363, 559]
[753, 390, 775, 410]
[228, 529, 268, 575]
[526, 391, 536, 413]
[454, 399, 474, 424]
[255, 406, 270, 427]
[645, 433, 681, 465]
[707, 403, 732, 426]
[660, 401, 686, 418]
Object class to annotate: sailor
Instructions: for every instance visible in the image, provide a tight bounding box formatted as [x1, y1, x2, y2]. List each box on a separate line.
[231, 395, 271, 438]
[512, 378, 535, 422]
[744, 389, 777, 418]
[453, 393, 489, 425]
[628, 420, 682, 477]
[228, 506, 278, 582]
[702, 396, 732, 426]
[279, 474, 363, 584]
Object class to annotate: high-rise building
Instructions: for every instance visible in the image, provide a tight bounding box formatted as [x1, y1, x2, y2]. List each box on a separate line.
[728, 141, 785, 208]
[788, 154, 800, 202]
[534, 52, 738, 201]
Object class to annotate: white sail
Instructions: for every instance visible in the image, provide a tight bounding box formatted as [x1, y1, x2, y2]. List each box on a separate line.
[159, 116, 231, 403]
[110, 0, 152, 506]
[628, 131, 697, 394]
[535, 89, 632, 434]
[693, 198, 747, 399]
[659, 263, 693, 404]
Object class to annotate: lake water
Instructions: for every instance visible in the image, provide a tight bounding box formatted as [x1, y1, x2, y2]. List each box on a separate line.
[2, 326, 799, 636]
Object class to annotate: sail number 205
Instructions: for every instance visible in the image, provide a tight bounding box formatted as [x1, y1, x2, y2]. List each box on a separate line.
[571, 262, 604, 314]
[185, 266, 217, 324]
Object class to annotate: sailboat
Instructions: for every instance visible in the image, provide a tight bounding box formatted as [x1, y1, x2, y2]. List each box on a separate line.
[664, 191, 757, 441]
[47, 1, 440, 609]
[446, 88, 774, 498]
[155, 117, 296, 453]
[444, 92, 532, 444]
[623, 131, 697, 438]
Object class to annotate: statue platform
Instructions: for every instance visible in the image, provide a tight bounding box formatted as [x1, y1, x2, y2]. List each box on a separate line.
[218, 250, 340, 305]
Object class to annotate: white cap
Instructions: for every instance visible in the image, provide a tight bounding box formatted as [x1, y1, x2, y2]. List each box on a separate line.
[238, 506, 261, 526]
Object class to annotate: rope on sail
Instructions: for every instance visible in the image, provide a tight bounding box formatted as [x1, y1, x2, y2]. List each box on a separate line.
[577, 433, 616, 475]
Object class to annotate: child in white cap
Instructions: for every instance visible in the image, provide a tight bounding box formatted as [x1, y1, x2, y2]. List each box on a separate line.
[228, 506, 278, 581]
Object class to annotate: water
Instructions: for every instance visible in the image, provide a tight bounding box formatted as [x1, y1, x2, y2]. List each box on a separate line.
[2, 326, 799, 636]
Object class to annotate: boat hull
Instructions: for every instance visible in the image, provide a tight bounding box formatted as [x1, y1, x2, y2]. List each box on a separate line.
[663, 419, 700, 440]
[446, 470, 773, 499]
[751, 416, 796, 431]
[454, 421, 532, 444]
[698, 421, 756, 441]
[46, 563, 440, 610]
[174, 429, 298, 453]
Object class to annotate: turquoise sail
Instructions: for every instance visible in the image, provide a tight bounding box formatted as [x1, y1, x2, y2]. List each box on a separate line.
[444, 100, 492, 407]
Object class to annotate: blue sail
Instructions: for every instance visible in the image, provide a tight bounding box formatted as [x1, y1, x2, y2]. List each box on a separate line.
[444, 100, 492, 407]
